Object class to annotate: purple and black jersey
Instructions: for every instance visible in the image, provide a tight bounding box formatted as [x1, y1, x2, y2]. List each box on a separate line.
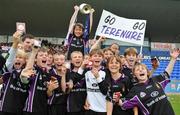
[48, 68, 67, 105]
[106, 74, 133, 115]
[67, 34, 85, 60]
[121, 71, 175, 115]
[48, 68, 68, 115]
[23, 66, 50, 114]
[66, 70, 86, 112]
[0, 70, 29, 113]
[122, 66, 138, 89]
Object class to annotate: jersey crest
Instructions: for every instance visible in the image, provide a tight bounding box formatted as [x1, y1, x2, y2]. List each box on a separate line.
[140, 92, 146, 98]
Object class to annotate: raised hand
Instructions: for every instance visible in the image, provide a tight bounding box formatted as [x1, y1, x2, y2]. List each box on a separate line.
[13, 31, 21, 42]
[91, 68, 99, 78]
[151, 57, 159, 69]
[47, 80, 59, 91]
[165, 48, 180, 75]
[90, 8, 95, 14]
[21, 68, 35, 78]
[137, 54, 143, 63]
[74, 5, 79, 11]
[170, 48, 180, 59]
[81, 59, 90, 68]
[99, 36, 106, 42]
[20, 68, 35, 83]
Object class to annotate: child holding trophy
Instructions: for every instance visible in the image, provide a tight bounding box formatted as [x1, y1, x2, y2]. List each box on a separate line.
[64, 4, 94, 60]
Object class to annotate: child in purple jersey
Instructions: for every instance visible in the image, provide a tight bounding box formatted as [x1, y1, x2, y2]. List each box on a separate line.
[48, 52, 67, 115]
[20, 47, 58, 115]
[62, 51, 86, 115]
[118, 49, 179, 115]
[106, 56, 133, 115]
[65, 5, 94, 60]
[0, 31, 29, 115]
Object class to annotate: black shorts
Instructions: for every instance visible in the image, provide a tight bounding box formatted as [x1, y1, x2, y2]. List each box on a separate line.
[23, 112, 47, 115]
[66, 111, 84, 115]
[0, 111, 23, 115]
[48, 105, 67, 115]
[85, 110, 106, 115]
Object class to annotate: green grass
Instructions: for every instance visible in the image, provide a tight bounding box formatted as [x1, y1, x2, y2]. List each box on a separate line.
[168, 94, 180, 115]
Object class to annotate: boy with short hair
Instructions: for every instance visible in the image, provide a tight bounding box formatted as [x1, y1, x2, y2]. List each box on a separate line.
[48, 52, 67, 115]
[78, 49, 107, 115]
[63, 51, 86, 115]
[20, 47, 58, 115]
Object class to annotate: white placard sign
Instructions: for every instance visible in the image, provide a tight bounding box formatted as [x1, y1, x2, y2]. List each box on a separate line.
[95, 10, 146, 45]
[16, 22, 26, 33]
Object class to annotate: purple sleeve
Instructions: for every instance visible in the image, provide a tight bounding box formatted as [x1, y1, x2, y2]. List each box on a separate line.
[159, 72, 170, 89]
[122, 95, 150, 115]
[122, 95, 139, 109]
[67, 34, 73, 45]
[153, 71, 170, 89]
[2, 72, 11, 83]
[160, 79, 170, 89]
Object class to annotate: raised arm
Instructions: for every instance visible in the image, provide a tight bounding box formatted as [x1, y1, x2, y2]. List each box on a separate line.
[25, 43, 38, 70]
[68, 5, 79, 33]
[165, 48, 180, 75]
[89, 9, 94, 33]
[60, 64, 67, 92]
[64, 5, 79, 46]
[5, 31, 21, 71]
[89, 36, 106, 52]
[20, 43, 38, 83]
[149, 58, 159, 77]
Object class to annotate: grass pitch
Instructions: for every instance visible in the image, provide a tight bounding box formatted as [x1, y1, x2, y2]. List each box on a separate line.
[168, 94, 180, 115]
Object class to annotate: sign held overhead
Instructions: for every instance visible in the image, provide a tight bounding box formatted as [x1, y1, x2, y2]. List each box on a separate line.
[95, 10, 146, 45]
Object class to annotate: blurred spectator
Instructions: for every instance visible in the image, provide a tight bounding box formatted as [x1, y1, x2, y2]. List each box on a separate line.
[21, 34, 34, 52]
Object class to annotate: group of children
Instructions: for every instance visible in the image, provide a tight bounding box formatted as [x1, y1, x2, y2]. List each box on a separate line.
[0, 5, 179, 115]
